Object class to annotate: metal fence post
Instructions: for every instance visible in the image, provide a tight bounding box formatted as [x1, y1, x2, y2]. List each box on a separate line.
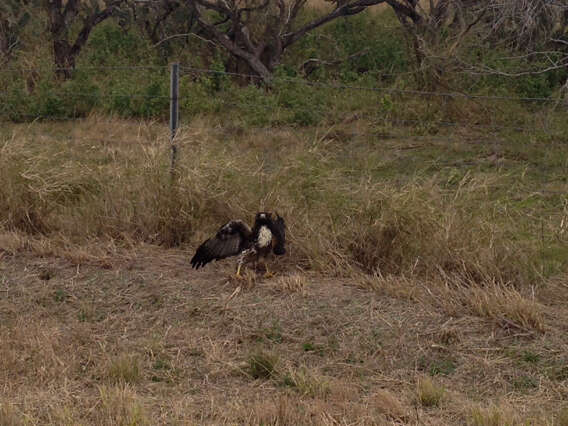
[170, 62, 179, 176]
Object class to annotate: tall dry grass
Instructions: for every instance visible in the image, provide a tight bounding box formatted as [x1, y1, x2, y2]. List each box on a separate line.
[0, 117, 554, 287]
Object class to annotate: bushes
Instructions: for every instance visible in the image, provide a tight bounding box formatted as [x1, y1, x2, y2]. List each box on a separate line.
[455, 46, 568, 99]
[288, 10, 409, 81]
[1, 6, 567, 124]
[0, 8, 410, 123]
[85, 24, 147, 67]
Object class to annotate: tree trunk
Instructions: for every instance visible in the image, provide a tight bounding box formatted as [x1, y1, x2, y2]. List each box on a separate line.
[44, 0, 120, 79]
[53, 39, 75, 79]
[0, 29, 10, 61]
[193, 0, 393, 83]
[244, 53, 273, 83]
[196, 17, 274, 83]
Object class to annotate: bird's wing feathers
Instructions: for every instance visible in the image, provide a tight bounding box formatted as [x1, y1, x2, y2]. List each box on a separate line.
[270, 214, 287, 256]
[190, 220, 252, 269]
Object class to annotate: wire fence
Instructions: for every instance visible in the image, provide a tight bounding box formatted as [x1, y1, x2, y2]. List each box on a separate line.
[181, 66, 565, 103]
[2, 64, 567, 136]
[3, 63, 567, 102]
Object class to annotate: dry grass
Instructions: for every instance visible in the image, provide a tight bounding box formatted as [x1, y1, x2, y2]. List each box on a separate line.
[248, 351, 280, 379]
[281, 365, 331, 397]
[426, 274, 547, 333]
[1, 117, 567, 424]
[1, 250, 567, 424]
[107, 355, 142, 384]
[468, 404, 520, 426]
[371, 389, 409, 422]
[95, 385, 149, 426]
[1, 116, 560, 286]
[269, 272, 310, 293]
[416, 376, 445, 408]
[0, 403, 23, 426]
[461, 283, 545, 332]
[557, 408, 568, 426]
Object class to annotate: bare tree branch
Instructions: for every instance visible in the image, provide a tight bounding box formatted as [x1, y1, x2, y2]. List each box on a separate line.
[455, 55, 568, 77]
[283, 0, 388, 48]
[447, 5, 487, 56]
[194, 11, 273, 81]
[301, 48, 370, 76]
[187, 0, 446, 83]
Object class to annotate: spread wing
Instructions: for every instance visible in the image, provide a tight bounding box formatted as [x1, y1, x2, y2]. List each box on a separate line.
[190, 220, 252, 269]
[270, 214, 286, 256]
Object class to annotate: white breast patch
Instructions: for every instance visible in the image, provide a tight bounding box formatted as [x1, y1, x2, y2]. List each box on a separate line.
[257, 226, 272, 248]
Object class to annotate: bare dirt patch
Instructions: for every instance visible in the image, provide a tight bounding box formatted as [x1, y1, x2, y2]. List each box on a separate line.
[1, 246, 567, 425]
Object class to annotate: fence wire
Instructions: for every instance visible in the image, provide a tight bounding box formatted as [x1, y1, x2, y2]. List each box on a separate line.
[3, 63, 566, 103]
[1, 101, 557, 134]
[1, 63, 566, 133]
[180, 65, 565, 103]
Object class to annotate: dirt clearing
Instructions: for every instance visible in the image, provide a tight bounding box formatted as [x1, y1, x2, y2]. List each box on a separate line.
[1, 246, 567, 425]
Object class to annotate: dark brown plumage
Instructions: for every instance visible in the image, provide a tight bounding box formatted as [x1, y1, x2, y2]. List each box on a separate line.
[190, 212, 286, 275]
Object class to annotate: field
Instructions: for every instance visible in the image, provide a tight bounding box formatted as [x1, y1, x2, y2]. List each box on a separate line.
[1, 115, 568, 425]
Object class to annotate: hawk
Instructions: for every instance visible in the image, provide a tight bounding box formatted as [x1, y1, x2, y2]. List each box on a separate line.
[190, 212, 286, 277]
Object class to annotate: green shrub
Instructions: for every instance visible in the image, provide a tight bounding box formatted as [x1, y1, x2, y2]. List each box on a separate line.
[85, 23, 148, 66]
[288, 9, 409, 82]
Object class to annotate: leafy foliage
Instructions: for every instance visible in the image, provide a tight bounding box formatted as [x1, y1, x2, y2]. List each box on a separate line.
[0, 0, 32, 61]
[0, 3, 567, 122]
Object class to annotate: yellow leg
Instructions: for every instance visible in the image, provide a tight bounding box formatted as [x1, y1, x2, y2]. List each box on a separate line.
[236, 263, 243, 278]
[263, 261, 274, 278]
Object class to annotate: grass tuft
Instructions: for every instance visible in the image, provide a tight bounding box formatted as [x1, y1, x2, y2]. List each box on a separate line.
[96, 385, 149, 426]
[0, 403, 24, 426]
[372, 389, 409, 421]
[416, 376, 445, 408]
[557, 408, 568, 426]
[108, 355, 141, 384]
[468, 404, 520, 426]
[248, 351, 279, 379]
[270, 273, 309, 294]
[282, 366, 330, 397]
[460, 281, 545, 332]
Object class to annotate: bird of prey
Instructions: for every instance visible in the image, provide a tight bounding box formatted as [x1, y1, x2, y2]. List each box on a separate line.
[190, 212, 286, 277]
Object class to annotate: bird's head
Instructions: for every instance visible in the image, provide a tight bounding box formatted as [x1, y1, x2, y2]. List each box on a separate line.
[255, 211, 273, 225]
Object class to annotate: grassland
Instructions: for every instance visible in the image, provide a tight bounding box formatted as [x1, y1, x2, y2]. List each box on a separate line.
[1, 114, 568, 425]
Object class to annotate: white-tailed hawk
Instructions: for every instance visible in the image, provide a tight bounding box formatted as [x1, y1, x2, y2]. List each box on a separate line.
[190, 212, 286, 277]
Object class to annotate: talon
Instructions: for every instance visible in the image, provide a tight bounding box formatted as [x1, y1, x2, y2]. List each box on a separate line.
[263, 263, 274, 278]
[235, 263, 243, 278]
